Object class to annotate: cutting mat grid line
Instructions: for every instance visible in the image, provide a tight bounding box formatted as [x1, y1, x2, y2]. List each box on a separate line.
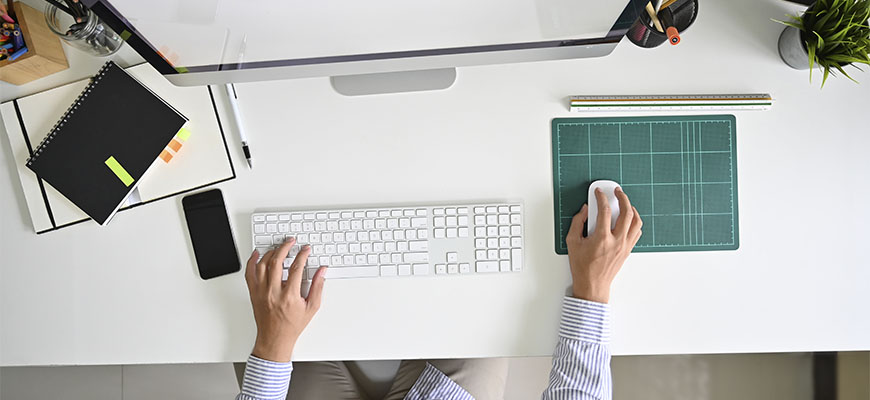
[552, 116, 739, 254]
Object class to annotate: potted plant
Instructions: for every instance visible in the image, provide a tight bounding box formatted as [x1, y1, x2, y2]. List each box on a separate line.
[776, 0, 870, 87]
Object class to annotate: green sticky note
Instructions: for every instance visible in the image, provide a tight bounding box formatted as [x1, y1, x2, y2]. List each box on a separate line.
[120, 30, 132, 41]
[176, 127, 191, 141]
[175, 66, 189, 73]
[105, 156, 134, 187]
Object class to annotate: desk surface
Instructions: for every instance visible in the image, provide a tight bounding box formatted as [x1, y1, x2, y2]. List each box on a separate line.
[2, 0, 870, 366]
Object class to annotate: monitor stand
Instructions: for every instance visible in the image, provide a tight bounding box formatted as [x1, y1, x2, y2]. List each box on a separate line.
[330, 68, 457, 96]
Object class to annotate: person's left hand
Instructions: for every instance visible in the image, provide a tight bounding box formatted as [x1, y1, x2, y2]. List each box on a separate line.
[245, 238, 327, 363]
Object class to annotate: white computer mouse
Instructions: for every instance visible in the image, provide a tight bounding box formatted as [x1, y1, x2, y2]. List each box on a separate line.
[587, 180, 621, 236]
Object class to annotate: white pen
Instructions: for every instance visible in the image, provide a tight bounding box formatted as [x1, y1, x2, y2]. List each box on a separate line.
[225, 36, 253, 168]
[225, 83, 252, 168]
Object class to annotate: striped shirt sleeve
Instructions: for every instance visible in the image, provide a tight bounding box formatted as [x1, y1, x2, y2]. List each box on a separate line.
[405, 363, 474, 400]
[235, 355, 293, 400]
[542, 297, 612, 400]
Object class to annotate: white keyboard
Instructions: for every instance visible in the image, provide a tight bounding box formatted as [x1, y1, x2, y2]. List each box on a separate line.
[251, 203, 524, 280]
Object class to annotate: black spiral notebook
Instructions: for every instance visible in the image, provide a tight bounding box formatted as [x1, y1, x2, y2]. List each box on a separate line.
[25, 61, 188, 226]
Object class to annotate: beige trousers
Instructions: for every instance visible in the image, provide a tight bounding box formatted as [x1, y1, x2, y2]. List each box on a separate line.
[235, 358, 509, 400]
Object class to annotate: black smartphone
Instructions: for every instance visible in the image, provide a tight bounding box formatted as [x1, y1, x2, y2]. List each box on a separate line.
[182, 189, 240, 279]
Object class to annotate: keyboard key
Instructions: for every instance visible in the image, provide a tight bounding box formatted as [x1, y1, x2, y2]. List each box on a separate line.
[266, 215, 278, 222]
[339, 220, 351, 230]
[331, 255, 342, 265]
[310, 234, 321, 244]
[319, 266, 379, 279]
[433, 208, 445, 216]
[327, 221, 339, 230]
[382, 231, 393, 241]
[354, 211, 365, 218]
[434, 217, 445, 227]
[486, 215, 497, 225]
[368, 254, 379, 264]
[499, 226, 510, 236]
[511, 225, 522, 235]
[325, 244, 336, 254]
[375, 219, 386, 229]
[404, 209, 416, 217]
[500, 260, 511, 272]
[397, 241, 409, 252]
[273, 235, 285, 245]
[349, 243, 360, 253]
[255, 236, 272, 245]
[291, 214, 303, 221]
[409, 241, 428, 251]
[302, 222, 313, 231]
[474, 215, 486, 225]
[398, 264, 412, 276]
[359, 232, 370, 241]
[446, 252, 458, 262]
[412, 264, 429, 275]
[411, 217, 427, 227]
[316, 213, 328, 220]
[341, 212, 353, 219]
[459, 263, 471, 273]
[319, 256, 330, 265]
[387, 219, 399, 229]
[394, 230, 405, 240]
[355, 255, 367, 264]
[391, 210, 402, 217]
[253, 215, 266, 222]
[488, 250, 499, 260]
[343, 255, 354, 265]
[418, 229, 428, 239]
[391, 253, 402, 264]
[346, 232, 358, 242]
[510, 214, 521, 224]
[446, 208, 457, 215]
[290, 222, 302, 232]
[458, 207, 468, 214]
[416, 209, 427, 216]
[315, 222, 327, 231]
[403, 252, 429, 263]
[498, 214, 510, 224]
[333, 232, 345, 242]
[254, 224, 265, 234]
[361, 243, 372, 253]
[475, 250, 487, 260]
[458, 216, 469, 226]
[476, 261, 499, 273]
[385, 242, 397, 252]
[446, 228, 458, 238]
[329, 212, 340, 219]
[474, 207, 485, 214]
[298, 233, 309, 243]
[512, 249, 523, 271]
[498, 206, 509, 213]
[406, 230, 418, 240]
[370, 231, 381, 241]
[381, 265, 397, 276]
[374, 242, 385, 252]
[434, 228, 445, 238]
[435, 264, 447, 274]
[475, 238, 486, 248]
[475, 227, 486, 237]
[458, 227, 468, 237]
[366, 211, 377, 218]
[282, 269, 289, 281]
[446, 216, 457, 227]
[399, 218, 411, 228]
[279, 214, 290, 221]
[485, 206, 497, 213]
[510, 205, 521, 212]
[448, 264, 459, 274]
[266, 224, 277, 233]
[499, 249, 510, 260]
[487, 227, 498, 236]
[304, 213, 316, 220]
[380, 254, 390, 264]
[499, 237, 511, 248]
[487, 238, 499, 248]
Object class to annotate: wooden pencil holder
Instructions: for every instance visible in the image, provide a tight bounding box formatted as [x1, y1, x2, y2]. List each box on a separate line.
[0, 1, 68, 85]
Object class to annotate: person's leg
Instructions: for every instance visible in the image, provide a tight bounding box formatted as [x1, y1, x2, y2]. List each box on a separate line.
[235, 360, 366, 400]
[383, 358, 509, 400]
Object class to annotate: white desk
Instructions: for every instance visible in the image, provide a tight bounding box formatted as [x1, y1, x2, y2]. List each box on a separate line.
[2, 0, 869, 366]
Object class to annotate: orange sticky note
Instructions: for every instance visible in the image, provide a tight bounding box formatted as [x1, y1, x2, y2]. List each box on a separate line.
[159, 150, 173, 163]
[168, 138, 183, 152]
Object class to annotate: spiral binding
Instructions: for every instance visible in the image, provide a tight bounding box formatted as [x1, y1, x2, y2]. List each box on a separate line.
[26, 62, 114, 167]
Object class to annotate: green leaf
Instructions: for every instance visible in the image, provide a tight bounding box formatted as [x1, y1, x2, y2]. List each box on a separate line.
[835, 63, 859, 83]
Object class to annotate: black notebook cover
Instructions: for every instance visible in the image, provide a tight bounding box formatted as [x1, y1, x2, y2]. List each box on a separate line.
[26, 61, 188, 225]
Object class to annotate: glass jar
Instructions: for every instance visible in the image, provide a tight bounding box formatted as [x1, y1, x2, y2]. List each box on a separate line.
[44, 4, 123, 56]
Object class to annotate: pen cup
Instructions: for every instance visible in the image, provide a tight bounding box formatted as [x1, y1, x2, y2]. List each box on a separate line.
[44, 4, 122, 56]
[627, 0, 698, 48]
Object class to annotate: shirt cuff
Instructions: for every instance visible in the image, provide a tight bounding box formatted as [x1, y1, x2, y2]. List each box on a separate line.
[238, 355, 293, 400]
[558, 296, 611, 344]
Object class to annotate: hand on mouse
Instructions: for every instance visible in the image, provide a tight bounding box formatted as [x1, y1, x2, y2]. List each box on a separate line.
[566, 187, 643, 303]
[245, 238, 327, 362]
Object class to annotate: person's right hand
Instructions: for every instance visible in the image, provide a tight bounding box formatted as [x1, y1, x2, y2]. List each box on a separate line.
[245, 238, 327, 362]
[566, 186, 642, 303]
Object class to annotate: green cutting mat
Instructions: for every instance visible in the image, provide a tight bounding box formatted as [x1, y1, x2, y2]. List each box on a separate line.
[552, 115, 739, 254]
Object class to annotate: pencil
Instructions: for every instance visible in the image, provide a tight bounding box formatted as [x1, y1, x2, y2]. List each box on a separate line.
[659, 0, 679, 11]
[645, 2, 664, 33]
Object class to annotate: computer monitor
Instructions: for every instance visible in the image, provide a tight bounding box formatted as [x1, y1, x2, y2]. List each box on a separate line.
[83, 0, 643, 94]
